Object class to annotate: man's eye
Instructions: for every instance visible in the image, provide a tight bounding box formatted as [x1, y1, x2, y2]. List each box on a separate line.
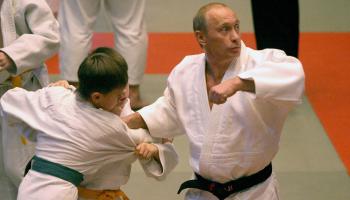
[221, 27, 229, 32]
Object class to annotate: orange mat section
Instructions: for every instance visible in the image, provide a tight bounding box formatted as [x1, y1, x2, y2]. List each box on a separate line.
[46, 32, 350, 174]
[299, 33, 350, 174]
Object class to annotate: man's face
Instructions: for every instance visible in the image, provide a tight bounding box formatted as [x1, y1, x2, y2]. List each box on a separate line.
[93, 85, 129, 113]
[202, 6, 241, 61]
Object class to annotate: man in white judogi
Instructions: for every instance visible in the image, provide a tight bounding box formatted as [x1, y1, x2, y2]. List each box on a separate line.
[0, 0, 59, 199]
[124, 3, 305, 200]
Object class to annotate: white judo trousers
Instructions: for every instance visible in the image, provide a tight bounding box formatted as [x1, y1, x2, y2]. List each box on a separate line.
[0, 0, 59, 199]
[59, 0, 148, 85]
[139, 41, 305, 200]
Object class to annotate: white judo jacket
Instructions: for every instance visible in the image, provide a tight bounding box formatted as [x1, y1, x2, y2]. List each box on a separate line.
[0, 86, 178, 200]
[139, 41, 305, 200]
[0, 0, 59, 91]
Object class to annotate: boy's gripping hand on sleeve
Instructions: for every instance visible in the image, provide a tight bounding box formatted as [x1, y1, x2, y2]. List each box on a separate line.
[135, 143, 160, 161]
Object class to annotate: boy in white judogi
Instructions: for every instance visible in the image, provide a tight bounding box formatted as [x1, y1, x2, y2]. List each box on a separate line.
[0, 47, 178, 200]
[0, 0, 59, 199]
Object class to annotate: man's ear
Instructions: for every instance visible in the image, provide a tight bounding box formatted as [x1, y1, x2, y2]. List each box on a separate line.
[90, 92, 102, 107]
[195, 31, 207, 47]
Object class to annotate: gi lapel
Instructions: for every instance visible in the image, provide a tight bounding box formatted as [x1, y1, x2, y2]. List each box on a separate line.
[198, 44, 247, 178]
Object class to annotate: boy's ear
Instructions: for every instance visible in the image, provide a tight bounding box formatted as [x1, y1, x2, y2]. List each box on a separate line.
[90, 92, 102, 107]
[195, 30, 207, 47]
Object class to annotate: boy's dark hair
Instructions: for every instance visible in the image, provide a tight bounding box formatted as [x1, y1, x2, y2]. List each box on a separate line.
[77, 47, 128, 99]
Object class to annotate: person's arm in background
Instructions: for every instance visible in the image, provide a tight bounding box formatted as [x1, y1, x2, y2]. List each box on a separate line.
[1, 0, 59, 75]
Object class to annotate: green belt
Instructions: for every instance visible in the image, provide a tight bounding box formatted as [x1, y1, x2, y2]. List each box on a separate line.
[29, 156, 84, 187]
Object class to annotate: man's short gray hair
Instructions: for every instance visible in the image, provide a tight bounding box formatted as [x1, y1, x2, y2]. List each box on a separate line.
[192, 2, 229, 33]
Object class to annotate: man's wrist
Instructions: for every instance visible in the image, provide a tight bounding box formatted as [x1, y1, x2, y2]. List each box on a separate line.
[123, 112, 148, 130]
[237, 77, 255, 93]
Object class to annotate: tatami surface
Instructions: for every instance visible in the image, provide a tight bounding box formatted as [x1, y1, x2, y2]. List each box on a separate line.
[49, 0, 350, 199]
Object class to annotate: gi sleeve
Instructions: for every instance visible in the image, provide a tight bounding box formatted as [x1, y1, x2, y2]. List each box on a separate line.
[138, 87, 185, 138]
[0, 92, 37, 187]
[128, 129, 179, 180]
[138, 141, 179, 181]
[1, 0, 60, 75]
[238, 49, 305, 104]
[0, 87, 65, 131]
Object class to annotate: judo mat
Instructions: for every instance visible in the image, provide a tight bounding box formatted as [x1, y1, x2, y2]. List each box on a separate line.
[45, 32, 350, 199]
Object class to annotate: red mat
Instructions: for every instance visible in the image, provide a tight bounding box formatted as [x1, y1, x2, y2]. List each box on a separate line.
[46, 32, 350, 174]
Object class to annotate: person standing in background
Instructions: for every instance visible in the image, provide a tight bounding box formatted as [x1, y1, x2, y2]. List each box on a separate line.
[0, 0, 60, 199]
[59, 0, 148, 110]
[251, 0, 299, 58]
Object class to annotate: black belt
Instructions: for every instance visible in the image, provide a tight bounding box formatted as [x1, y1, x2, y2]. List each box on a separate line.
[177, 163, 272, 200]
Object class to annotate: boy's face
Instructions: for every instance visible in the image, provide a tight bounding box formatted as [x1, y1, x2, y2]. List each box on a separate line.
[91, 85, 129, 114]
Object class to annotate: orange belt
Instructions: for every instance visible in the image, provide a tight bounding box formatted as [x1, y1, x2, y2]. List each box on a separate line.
[9, 68, 34, 88]
[10, 75, 22, 87]
[10, 75, 26, 144]
[78, 187, 130, 200]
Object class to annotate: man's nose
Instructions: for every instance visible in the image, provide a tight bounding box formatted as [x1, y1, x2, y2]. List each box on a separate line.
[230, 30, 240, 41]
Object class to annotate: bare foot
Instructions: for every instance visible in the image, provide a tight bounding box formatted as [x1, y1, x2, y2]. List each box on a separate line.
[129, 84, 148, 111]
